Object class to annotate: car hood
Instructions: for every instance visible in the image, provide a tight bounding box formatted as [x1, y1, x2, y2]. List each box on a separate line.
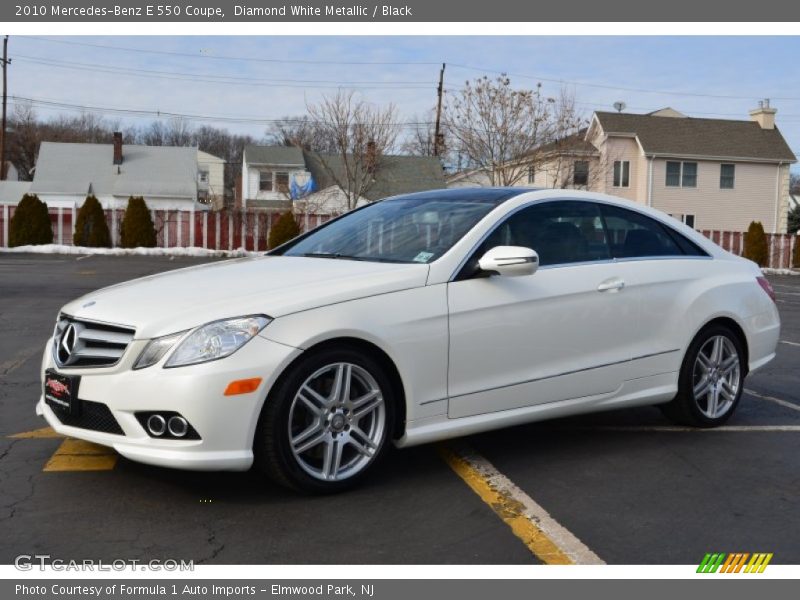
[60, 256, 430, 339]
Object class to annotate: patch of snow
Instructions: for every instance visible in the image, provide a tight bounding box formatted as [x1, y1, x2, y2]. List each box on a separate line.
[0, 244, 261, 258]
[762, 268, 800, 276]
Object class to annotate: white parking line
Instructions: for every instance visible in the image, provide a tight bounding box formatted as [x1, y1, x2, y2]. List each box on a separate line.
[744, 388, 800, 413]
[580, 425, 800, 432]
[780, 340, 800, 347]
[440, 443, 605, 565]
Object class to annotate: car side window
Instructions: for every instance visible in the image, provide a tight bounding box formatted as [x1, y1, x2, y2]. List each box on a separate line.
[475, 201, 611, 268]
[599, 204, 685, 258]
[504, 201, 611, 266]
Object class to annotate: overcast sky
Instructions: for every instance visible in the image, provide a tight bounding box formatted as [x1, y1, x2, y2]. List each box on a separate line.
[7, 35, 800, 169]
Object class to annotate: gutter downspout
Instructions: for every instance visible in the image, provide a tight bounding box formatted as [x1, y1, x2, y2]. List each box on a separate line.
[773, 162, 783, 234]
[647, 155, 654, 208]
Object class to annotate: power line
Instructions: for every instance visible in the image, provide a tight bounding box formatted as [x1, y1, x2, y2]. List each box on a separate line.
[8, 95, 436, 128]
[18, 36, 800, 104]
[14, 55, 437, 90]
[447, 63, 800, 102]
[22, 36, 442, 66]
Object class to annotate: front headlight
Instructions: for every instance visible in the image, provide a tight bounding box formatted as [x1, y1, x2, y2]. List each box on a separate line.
[164, 315, 272, 368]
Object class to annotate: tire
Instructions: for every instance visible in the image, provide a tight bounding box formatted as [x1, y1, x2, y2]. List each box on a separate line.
[254, 347, 395, 493]
[660, 323, 746, 427]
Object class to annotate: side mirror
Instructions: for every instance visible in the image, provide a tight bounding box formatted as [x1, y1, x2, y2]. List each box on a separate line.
[478, 246, 539, 277]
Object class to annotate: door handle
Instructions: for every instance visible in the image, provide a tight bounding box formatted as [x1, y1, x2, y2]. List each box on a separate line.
[597, 278, 625, 292]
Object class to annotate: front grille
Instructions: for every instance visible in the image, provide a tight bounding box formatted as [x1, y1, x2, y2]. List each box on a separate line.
[50, 399, 124, 435]
[53, 315, 135, 368]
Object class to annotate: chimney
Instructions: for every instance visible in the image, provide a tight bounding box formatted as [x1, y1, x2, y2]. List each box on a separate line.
[365, 140, 377, 173]
[113, 132, 123, 165]
[750, 99, 777, 130]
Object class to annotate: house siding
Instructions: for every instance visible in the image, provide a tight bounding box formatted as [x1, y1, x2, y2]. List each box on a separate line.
[649, 159, 783, 232]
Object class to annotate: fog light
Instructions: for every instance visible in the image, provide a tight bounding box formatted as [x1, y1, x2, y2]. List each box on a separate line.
[167, 416, 189, 438]
[147, 414, 166, 436]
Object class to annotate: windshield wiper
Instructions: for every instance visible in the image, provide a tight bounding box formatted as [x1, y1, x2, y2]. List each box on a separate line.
[300, 252, 412, 264]
[301, 252, 353, 259]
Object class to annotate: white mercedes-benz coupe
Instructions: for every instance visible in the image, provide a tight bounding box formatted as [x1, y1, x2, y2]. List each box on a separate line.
[38, 188, 780, 492]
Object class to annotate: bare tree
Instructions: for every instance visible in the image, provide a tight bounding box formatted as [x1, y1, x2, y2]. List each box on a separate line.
[265, 115, 338, 154]
[444, 75, 585, 186]
[7, 103, 39, 180]
[305, 90, 400, 210]
[402, 111, 439, 156]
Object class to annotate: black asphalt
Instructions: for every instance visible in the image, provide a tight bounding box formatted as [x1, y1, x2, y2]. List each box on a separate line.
[0, 254, 798, 565]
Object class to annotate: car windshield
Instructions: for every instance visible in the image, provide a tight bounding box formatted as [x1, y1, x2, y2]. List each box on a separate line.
[278, 194, 501, 264]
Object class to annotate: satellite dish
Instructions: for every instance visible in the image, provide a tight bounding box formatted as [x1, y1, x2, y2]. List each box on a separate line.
[613, 101, 626, 113]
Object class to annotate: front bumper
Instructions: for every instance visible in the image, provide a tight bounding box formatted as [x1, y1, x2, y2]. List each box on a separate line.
[37, 334, 302, 471]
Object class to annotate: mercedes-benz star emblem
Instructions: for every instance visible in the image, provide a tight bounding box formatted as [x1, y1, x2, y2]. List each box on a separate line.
[58, 324, 78, 365]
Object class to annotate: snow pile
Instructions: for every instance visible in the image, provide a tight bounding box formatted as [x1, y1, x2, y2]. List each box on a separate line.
[0, 244, 261, 258]
[762, 268, 799, 276]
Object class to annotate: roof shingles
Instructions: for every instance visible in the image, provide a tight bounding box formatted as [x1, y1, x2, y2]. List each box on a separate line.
[594, 111, 796, 162]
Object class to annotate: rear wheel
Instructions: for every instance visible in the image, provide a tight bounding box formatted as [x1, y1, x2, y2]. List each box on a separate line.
[661, 324, 745, 427]
[254, 348, 394, 493]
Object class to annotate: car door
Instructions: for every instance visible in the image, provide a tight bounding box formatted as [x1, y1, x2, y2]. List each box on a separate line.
[447, 200, 640, 419]
[595, 203, 710, 380]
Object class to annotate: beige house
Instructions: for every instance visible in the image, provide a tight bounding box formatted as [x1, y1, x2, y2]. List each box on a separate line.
[448, 104, 797, 233]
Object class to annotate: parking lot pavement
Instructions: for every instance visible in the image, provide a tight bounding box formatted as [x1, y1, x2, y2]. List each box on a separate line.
[1, 254, 798, 565]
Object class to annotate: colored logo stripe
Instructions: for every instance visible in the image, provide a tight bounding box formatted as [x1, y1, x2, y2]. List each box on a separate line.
[697, 553, 773, 573]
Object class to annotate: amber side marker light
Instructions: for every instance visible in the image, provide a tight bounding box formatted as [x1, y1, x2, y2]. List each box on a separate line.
[224, 378, 263, 396]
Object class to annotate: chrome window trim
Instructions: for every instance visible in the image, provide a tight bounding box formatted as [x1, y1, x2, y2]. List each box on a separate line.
[448, 197, 712, 282]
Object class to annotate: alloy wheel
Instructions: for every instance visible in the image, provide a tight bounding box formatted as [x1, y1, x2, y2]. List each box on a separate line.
[287, 362, 386, 482]
[692, 335, 740, 419]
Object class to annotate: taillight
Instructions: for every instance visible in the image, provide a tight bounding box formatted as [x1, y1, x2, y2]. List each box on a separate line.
[756, 276, 776, 303]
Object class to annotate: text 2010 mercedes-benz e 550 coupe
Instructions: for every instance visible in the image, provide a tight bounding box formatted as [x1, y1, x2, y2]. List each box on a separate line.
[38, 189, 780, 492]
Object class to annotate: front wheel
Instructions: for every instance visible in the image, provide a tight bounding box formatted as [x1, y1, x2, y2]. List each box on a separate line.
[254, 348, 394, 493]
[661, 324, 746, 427]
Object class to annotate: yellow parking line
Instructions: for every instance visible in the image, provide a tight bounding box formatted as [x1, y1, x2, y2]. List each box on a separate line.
[439, 444, 603, 565]
[9, 426, 64, 439]
[43, 438, 118, 472]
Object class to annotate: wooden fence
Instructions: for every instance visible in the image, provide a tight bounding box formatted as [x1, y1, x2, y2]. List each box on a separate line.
[0, 206, 335, 252]
[0, 204, 797, 268]
[699, 229, 798, 271]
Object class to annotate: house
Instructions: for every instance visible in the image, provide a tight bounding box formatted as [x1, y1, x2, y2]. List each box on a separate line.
[448, 103, 797, 233]
[240, 145, 310, 211]
[26, 133, 220, 211]
[447, 131, 599, 190]
[197, 150, 226, 210]
[0, 180, 31, 205]
[241, 144, 446, 214]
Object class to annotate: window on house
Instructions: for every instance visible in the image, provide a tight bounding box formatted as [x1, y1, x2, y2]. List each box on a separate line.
[720, 164, 735, 189]
[275, 172, 290, 193]
[666, 161, 681, 186]
[613, 161, 630, 187]
[259, 171, 273, 192]
[666, 161, 697, 187]
[573, 161, 589, 186]
[682, 162, 697, 187]
[683, 214, 696, 228]
[527, 166, 535, 184]
[198, 170, 209, 183]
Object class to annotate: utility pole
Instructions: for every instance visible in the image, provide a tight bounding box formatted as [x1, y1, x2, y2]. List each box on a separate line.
[1, 36, 9, 181]
[433, 62, 445, 156]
